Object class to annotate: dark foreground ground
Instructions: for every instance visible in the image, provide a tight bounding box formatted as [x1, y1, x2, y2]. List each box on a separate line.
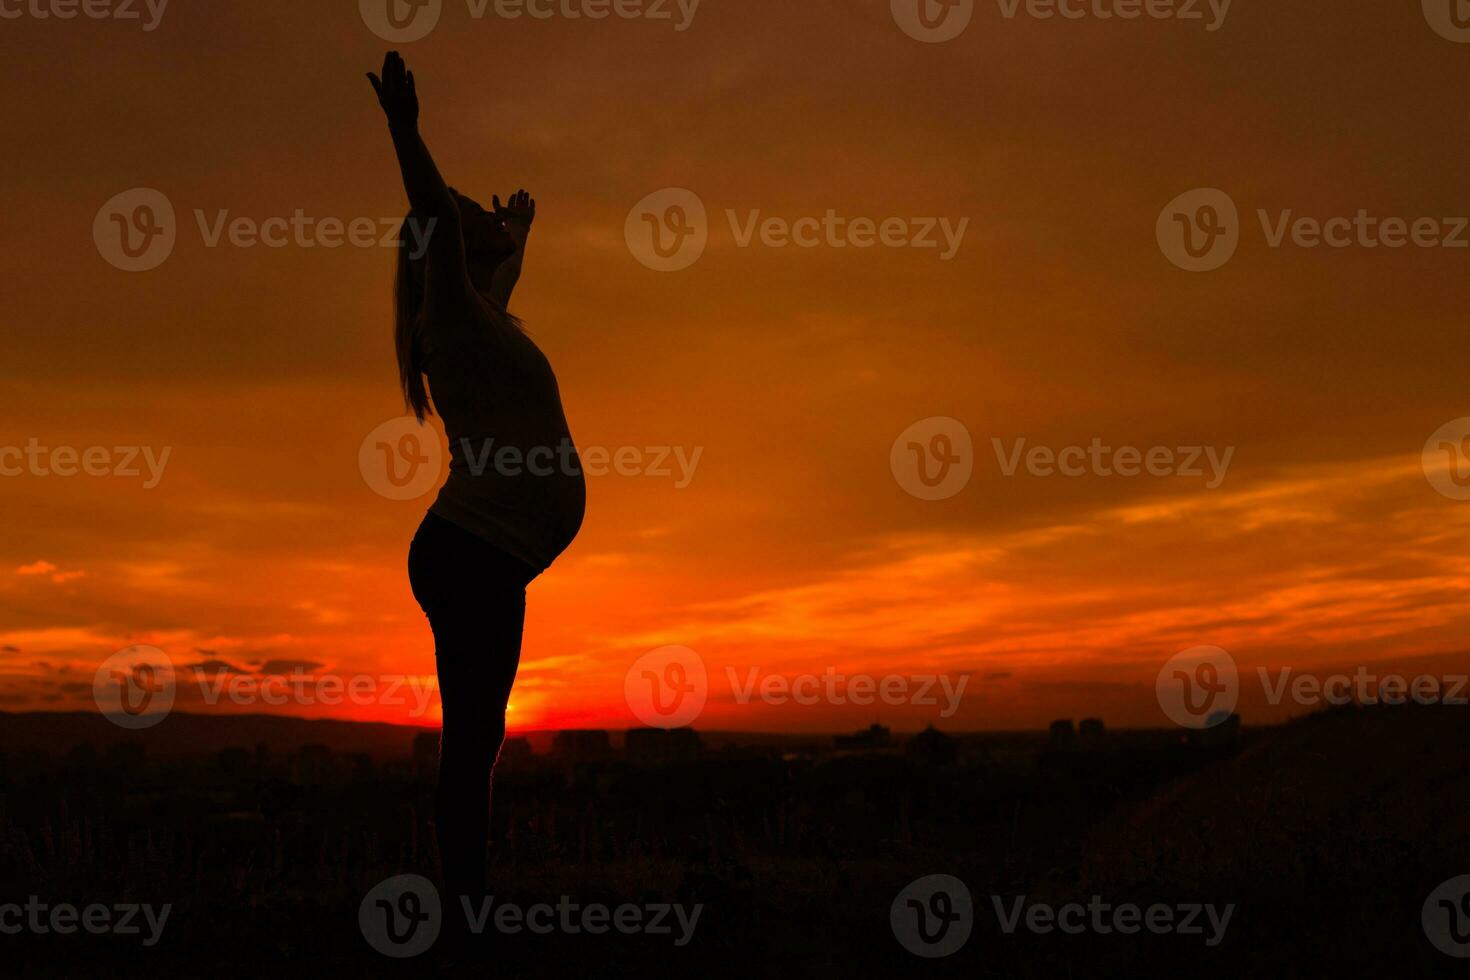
[0, 704, 1466, 978]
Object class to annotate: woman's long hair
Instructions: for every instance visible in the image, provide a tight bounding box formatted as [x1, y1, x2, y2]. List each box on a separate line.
[394, 203, 523, 423]
[394, 214, 432, 422]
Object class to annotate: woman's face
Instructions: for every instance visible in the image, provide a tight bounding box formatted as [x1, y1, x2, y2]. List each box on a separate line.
[454, 192, 516, 269]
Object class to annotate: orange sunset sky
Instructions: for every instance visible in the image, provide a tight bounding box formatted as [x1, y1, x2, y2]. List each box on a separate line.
[4, 0, 1470, 733]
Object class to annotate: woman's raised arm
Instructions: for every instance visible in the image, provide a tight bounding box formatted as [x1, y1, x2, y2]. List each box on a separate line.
[367, 52, 468, 301]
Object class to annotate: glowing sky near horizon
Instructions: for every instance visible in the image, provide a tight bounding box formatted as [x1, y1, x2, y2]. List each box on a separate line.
[4, 0, 1470, 733]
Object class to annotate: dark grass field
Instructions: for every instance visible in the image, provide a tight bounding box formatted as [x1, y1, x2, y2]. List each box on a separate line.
[1, 704, 1465, 977]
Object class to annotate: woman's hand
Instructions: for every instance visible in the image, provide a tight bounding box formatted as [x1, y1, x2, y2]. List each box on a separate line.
[494, 189, 536, 249]
[367, 51, 419, 130]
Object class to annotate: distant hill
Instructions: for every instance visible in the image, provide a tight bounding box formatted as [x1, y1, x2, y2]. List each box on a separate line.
[0, 712, 889, 760]
[1070, 703, 1470, 974]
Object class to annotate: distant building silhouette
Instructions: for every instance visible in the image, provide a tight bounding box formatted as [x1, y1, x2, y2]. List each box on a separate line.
[1078, 718, 1106, 748]
[499, 736, 534, 767]
[552, 729, 612, 763]
[1047, 719, 1077, 751]
[1188, 713, 1241, 749]
[412, 731, 439, 780]
[835, 723, 890, 751]
[625, 727, 702, 765]
[905, 725, 957, 765]
[218, 746, 251, 776]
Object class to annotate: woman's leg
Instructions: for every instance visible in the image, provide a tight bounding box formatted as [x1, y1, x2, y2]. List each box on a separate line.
[432, 587, 526, 907]
[407, 515, 532, 920]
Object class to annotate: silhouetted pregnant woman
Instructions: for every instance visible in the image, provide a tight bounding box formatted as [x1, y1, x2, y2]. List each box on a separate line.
[367, 52, 586, 924]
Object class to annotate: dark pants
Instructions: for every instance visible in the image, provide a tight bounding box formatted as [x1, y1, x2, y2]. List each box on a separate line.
[407, 511, 538, 915]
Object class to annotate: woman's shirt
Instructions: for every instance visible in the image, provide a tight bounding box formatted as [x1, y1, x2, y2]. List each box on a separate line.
[423, 304, 585, 573]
